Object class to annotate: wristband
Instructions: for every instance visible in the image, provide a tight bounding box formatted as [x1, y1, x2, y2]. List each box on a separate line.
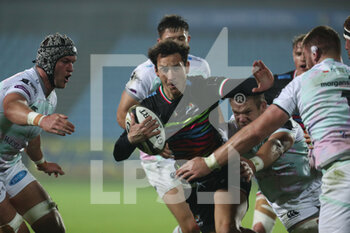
[27, 112, 46, 126]
[249, 156, 264, 172]
[34, 157, 46, 165]
[204, 153, 221, 171]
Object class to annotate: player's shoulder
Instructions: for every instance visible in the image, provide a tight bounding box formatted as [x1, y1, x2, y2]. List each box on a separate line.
[133, 59, 155, 75]
[129, 59, 157, 82]
[188, 54, 206, 63]
[1, 67, 40, 93]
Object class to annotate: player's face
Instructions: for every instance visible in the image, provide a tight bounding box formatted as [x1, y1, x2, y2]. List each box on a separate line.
[345, 38, 350, 59]
[156, 53, 188, 100]
[293, 41, 307, 76]
[54, 55, 77, 88]
[159, 29, 190, 46]
[231, 98, 265, 128]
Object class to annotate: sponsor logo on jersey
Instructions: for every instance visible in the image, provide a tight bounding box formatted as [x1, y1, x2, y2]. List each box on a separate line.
[14, 85, 31, 98]
[9, 170, 27, 186]
[320, 80, 350, 87]
[277, 74, 292, 80]
[286, 210, 300, 219]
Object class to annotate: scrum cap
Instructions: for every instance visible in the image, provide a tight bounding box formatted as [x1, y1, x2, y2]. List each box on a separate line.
[36, 33, 77, 86]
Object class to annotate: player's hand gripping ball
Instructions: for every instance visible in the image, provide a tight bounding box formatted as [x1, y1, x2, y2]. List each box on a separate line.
[125, 105, 166, 155]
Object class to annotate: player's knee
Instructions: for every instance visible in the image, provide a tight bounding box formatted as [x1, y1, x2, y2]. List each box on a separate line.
[0, 213, 24, 233]
[23, 200, 65, 233]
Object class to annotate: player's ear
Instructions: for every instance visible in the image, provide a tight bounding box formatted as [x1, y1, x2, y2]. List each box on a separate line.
[185, 61, 190, 74]
[154, 65, 160, 77]
[311, 45, 321, 63]
[157, 38, 161, 43]
[187, 35, 191, 43]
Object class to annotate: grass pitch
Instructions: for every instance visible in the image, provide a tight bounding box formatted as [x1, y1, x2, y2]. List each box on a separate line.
[28, 176, 287, 233]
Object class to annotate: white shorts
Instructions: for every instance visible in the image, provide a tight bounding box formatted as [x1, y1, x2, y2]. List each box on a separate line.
[141, 159, 189, 198]
[319, 160, 350, 233]
[0, 160, 36, 202]
[271, 177, 321, 231]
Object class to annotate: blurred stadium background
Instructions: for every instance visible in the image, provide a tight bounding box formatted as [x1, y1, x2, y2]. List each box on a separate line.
[1, 0, 349, 232]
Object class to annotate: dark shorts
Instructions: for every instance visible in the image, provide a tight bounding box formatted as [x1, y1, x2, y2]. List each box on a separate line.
[185, 165, 252, 233]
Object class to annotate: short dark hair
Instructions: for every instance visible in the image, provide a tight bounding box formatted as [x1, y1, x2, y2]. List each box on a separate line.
[303, 26, 341, 56]
[148, 40, 189, 70]
[292, 34, 306, 49]
[344, 16, 350, 30]
[157, 15, 189, 38]
[230, 94, 266, 110]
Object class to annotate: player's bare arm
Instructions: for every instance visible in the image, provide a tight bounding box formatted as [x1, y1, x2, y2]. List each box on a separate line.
[3, 92, 75, 136]
[117, 91, 139, 129]
[26, 135, 64, 177]
[3, 93, 33, 125]
[245, 131, 295, 173]
[176, 105, 289, 181]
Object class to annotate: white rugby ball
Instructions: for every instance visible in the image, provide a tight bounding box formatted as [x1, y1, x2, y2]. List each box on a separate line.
[125, 105, 166, 155]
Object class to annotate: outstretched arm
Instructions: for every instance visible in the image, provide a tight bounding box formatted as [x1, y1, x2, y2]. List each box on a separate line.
[26, 135, 64, 177]
[245, 131, 294, 173]
[176, 105, 289, 181]
[3, 93, 75, 136]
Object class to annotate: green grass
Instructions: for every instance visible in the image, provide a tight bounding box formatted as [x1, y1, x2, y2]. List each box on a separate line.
[27, 176, 287, 233]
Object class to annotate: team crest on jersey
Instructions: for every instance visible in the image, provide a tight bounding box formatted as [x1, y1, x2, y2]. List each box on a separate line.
[9, 170, 27, 186]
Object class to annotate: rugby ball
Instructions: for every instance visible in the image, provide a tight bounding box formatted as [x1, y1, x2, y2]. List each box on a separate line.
[125, 105, 166, 155]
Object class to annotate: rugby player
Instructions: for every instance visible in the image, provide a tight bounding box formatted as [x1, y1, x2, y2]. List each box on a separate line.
[114, 40, 274, 233]
[177, 25, 350, 233]
[116, 15, 210, 233]
[0, 33, 76, 233]
[252, 34, 309, 233]
[229, 94, 321, 233]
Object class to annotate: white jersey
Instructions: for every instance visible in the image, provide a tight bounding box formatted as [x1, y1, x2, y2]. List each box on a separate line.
[273, 59, 350, 169]
[228, 117, 321, 203]
[125, 54, 210, 161]
[228, 117, 321, 230]
[125, 54, 211, 102]
[0, 67, 57, 170]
